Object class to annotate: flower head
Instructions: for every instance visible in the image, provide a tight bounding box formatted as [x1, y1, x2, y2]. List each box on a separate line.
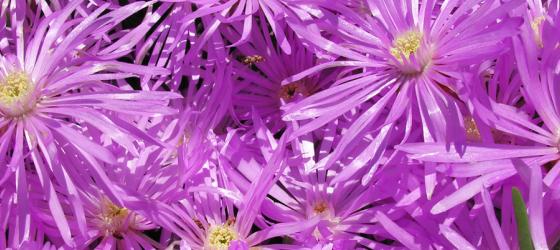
[0, 1, 180, 247]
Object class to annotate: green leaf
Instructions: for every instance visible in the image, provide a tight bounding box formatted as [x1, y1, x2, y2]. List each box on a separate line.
[512, 187, 534, 250]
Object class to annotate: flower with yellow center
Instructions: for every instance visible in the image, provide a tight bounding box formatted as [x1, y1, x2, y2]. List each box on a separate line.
[390, 30, 423, 62]
[95, 198, 132, 236]
[207, 224, 238, 249]
[0, 72, 36, 116]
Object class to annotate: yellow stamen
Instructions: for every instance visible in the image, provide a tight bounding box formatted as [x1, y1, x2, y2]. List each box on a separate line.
[207, 225, 238, 249]
[390, 31, 423, 61]
[531, 16, 545, 48]
[0, 72, 31, 105]
[96, 198, 131, 236]
[242, 55, 265, 65]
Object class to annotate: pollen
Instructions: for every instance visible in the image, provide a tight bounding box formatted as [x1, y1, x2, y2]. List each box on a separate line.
[0, 72, 31, 105]
[242, 55, 265, 65]
[464, 116, 481, 142]
[207, 225, 237, 249]
[531, 16, 545, 48]
[390, 31, 423, 61]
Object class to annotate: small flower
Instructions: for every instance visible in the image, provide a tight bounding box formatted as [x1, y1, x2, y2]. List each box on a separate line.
[225, 23, 335, 133]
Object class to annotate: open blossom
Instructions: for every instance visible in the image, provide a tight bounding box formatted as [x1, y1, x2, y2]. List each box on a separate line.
[279, 0, 524, 185]
[0, 1, 180, 247]
[398, 8, 560, 249]
[224, 22, 338, 133]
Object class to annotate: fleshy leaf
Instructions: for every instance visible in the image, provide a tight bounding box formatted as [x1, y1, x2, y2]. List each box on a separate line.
[512, 187, 535, 250]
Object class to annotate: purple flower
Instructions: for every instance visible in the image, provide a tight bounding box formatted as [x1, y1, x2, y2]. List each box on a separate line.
[279, 0, 524, 185]
[0, 1, 180, 247]
[223, 22, 338, 133]
[397, 7, 560, 249]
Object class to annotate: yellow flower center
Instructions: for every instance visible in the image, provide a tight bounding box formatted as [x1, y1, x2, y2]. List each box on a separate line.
[390, 31, 423, 61]
[0, 71, 37, 116]
[96, 198, 132, 236]
[0, 72, 31, 105]
[207, 225, 238, 249]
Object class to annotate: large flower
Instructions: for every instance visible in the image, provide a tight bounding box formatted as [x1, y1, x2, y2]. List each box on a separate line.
[398, 10, 560, 249]
[0, 1, 180, 246]
[280, 0, 524, 185]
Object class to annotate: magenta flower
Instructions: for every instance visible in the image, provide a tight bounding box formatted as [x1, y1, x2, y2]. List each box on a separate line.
[223, 22, 338, 133]
[280, 0, 524, 185]
[150, 128, 319, 249]
[398, 9, 560, 249]
[0, 1, 180, 247]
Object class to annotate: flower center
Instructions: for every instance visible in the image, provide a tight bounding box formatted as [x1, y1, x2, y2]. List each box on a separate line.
[313, 201, 329, 215]
[0, 72, 35, 116]
[390, 31, 423, 61]
[279, 81, 309, 102]
[207, 225, 238, 249]
[242, 55, 265, 65]
[464, 116, 481, 142]
[96, 198, 132, 236]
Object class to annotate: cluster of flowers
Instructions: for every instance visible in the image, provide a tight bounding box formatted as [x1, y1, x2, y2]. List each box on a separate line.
[1, 0, 560, 249]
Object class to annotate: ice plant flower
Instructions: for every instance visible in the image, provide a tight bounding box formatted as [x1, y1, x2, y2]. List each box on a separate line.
[75, 194, 163, 249]
[159, 129, 319, 249]
[0, 1, 180, 246]
[398, 14, 560, 249]
[223, 22, 337, 133]
[281, 0, 524, 185]
[225, 116, 445, 248]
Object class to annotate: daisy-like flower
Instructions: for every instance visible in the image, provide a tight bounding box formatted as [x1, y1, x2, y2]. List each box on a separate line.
[77, 194, 162, 249]
[0, 1, 180, 246]
[157, 125, 320, 249]
[223, 21, 338, 133]
[225, 114, 452, 248]
[280, 0, 524, 185]
[398, 12, 560, 249]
